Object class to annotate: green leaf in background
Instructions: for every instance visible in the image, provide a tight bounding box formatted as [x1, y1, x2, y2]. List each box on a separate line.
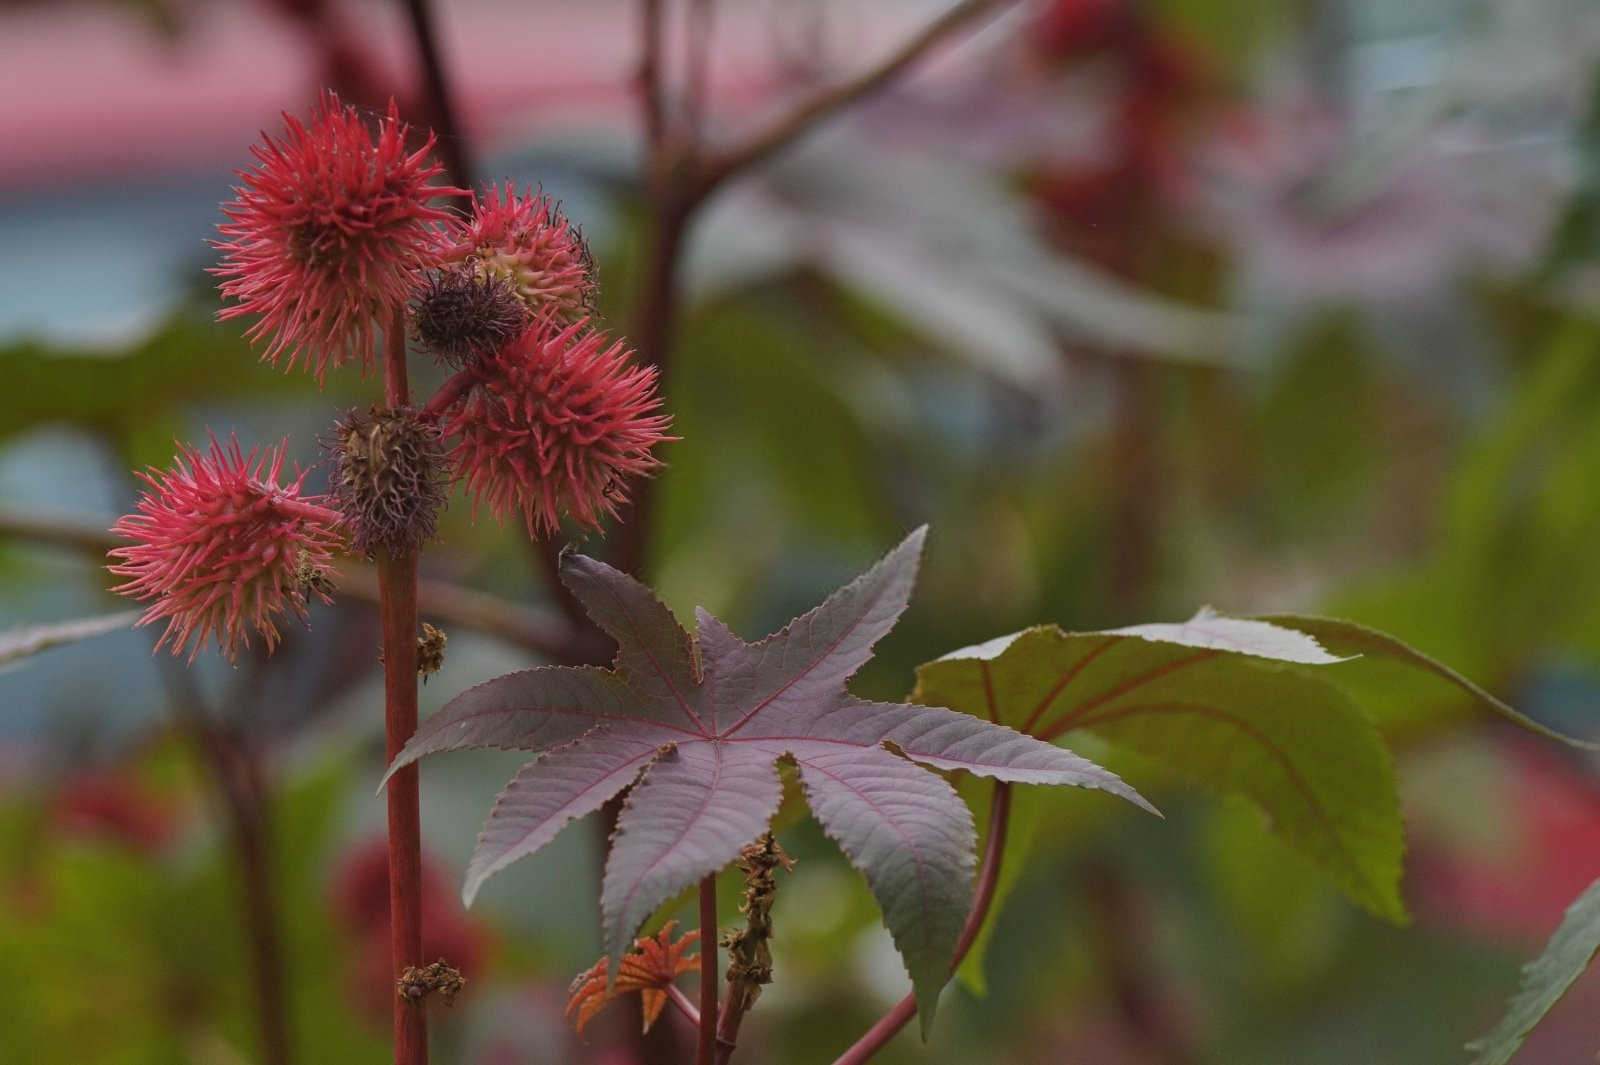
[1538, 65, 1600, 279]
[1306, 322, 1600, 745]
[915, 611, 1407, 935]
[0, 310, 366, 466]
[1466, 876, 1600, 1065]
[1259, 615, 1598, 749]
[1197, 798, 1349, 992]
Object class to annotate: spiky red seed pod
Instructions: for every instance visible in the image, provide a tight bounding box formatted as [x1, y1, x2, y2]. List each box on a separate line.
[108, 435, 342, 661]
[448, 184, 595, 322]
[440, 320, 673, 538]
[213, 92, 464, 382]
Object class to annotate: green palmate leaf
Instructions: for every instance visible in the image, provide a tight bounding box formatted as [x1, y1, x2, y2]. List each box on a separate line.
[915, 610, 1407, 923]
[1467, 876, 1600, 1065]
[387, 527, 1153, 1033]
[1258, 615, 1599, 750]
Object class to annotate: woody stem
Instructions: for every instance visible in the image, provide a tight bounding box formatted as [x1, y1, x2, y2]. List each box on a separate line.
[381, 313, 428, 1065]
[698, 875, 719, 1065]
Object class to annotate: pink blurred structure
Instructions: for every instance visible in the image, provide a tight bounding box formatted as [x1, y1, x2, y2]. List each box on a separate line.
[0, 0, 977, 190]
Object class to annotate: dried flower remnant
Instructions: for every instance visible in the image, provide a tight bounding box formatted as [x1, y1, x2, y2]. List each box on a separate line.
[397, 960, 465, 1007]
[109, 435, 341, 661]
[441, 320, 674, 538]
[449, 184, 595, 322]
[409, 265, 529, 370]
[721, 834, 793, 1024]
[330, 836, 487, 1025]
[326, 406, 449, 557]
[417, 623, 447, 681]
[214, 92, 463, 382]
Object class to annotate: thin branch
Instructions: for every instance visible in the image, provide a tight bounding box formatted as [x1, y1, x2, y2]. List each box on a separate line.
[694, 0, 1018, 200]
[697, 874, 719, 1065]
[0, 503, 595, 663]
[610, 196, 692, 576]
[348, 565, 603, 664]
[400, 0, 474, 190]
[829, 782, 1013, 1065]
[0, 503, 118, 554]
[160, 660, 292, 1065]
[639, 0, 669, 152]
[684, 0, 716, 147]
[613, 0, 1018, 574]
[613, 1, 1022, 576]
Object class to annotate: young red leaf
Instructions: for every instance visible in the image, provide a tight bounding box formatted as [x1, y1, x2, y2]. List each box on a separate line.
[566, 921, 701, 1036]
[386, 526, 1154, 1033]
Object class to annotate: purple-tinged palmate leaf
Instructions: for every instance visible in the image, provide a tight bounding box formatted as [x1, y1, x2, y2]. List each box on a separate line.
[387, 526, 1154, 1032]
[461, 731, 662, 906]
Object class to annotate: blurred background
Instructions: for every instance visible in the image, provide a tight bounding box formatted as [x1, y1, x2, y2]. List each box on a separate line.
[4, 0, 1600, 1062]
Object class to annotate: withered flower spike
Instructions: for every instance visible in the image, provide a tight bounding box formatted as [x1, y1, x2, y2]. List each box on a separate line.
[417, 623, 447, 682]
[325, 406, 449, 558]
[397, 960, 465, 1007]
[721, 833, 793, 1025]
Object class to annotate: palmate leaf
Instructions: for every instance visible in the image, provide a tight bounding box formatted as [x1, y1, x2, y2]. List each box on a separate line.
[386, 527, 1153, 1032]
[915, 611, 1407, 922]
[1467, 876, 1600, 1065]
[917, 607, 1594, 957]
[1256, 614, 1598, 751]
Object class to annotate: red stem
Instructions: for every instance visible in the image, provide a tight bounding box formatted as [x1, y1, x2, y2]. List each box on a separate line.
[829, 782, 1013, 1065]
[386, 315, 411, 408]
[381, 316, 428, 1065]
[697, 874, 719, 1065]
[276, 499, 345, 527]
[420, 370, 475, 419]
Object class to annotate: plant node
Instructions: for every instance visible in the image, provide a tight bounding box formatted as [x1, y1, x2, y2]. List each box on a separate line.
[397, 959, 465, 1007]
